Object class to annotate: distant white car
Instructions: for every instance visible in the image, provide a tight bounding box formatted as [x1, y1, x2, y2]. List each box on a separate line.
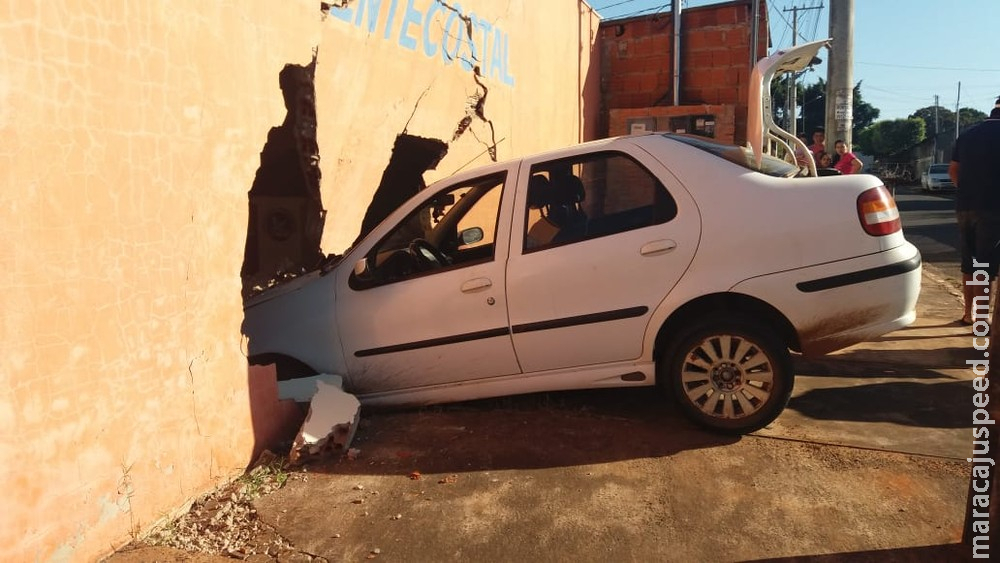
[922, 163, 955, 191]
[242, 41, 921, 434]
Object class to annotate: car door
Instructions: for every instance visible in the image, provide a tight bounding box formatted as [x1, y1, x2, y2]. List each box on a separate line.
[336, 168, 521, 395]
[505, 144, 700, 373]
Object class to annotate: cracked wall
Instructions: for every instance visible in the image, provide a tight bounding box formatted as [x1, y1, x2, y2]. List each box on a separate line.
[316, 0, 602, 253]
[1, 1, 599, 561]
[1, 2, 326, 561]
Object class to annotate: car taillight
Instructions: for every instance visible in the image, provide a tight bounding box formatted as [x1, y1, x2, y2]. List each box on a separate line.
[857, 186, 901, 236]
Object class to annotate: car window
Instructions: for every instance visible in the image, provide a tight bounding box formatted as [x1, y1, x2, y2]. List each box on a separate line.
[524, 151, 678, 252]
[929, 164, 949, 174]
[353, 172, 506, 288]
[664, 133, 800, 178]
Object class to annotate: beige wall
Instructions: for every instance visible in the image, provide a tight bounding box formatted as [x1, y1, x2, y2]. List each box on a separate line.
[318, 0, 602, 252]
[0, 1, 598, 560]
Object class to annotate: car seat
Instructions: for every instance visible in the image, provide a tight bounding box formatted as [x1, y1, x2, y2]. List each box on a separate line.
[547, 173, 588, 244]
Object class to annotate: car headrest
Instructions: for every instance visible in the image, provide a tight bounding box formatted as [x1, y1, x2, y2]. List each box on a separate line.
[549, 174, 585, 206]
[527, 174, 551, 209]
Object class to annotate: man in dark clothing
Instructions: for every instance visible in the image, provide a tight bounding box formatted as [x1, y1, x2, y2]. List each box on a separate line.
[951, 97, 1000, 324]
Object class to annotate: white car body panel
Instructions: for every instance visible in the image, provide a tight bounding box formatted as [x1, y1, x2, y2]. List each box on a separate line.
[240, 270, 348, 376]
[334, 160, 522, 394]
[504, 139, 700, 372]
[728, 242, 921, 355]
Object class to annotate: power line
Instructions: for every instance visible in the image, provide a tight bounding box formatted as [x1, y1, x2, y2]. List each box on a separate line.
[612, 2, 671, 20]
[591, 0, 643, 11]
[858, 61, 1000, 72]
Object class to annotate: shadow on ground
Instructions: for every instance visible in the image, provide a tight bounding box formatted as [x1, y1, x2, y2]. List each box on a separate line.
[788, 379, 974, 428]
[797, 346, 972, 373]
[748, 542, 972, 562]
[300, 387, 738, 475]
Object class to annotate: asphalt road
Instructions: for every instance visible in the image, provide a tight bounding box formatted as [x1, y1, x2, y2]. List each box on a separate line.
[894, 185, 960, 275]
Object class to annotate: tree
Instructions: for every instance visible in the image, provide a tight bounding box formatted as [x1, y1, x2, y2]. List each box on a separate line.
[798, 79, 825, 136]
[910, 105, 987, 137]
[787, 78, 880, 141]
[854, 118, 925, 158]
[851, 81, 880, 136]
[768, 77, 804, 130]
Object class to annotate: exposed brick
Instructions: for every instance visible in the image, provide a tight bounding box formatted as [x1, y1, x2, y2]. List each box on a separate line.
[639, 72, 661, 92]
[684, 50, 713, 68]
[717, 6, 739, 26]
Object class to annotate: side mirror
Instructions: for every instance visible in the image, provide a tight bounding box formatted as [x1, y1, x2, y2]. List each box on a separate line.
[353, 257, 371, 278]
[459, 227, 485, 245]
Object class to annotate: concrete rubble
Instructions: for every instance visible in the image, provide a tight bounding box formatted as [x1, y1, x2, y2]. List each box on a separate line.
[288, 377, 360, 465]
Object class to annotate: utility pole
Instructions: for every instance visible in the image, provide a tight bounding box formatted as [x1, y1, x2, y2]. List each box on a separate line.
[783, 4, 823, 136]
[750, 0, 761, 70]
[672, 0, 682, 106]
[933, 94, 939, 161]
[825, 0, 854, 152]
[955, 81, 962, 140]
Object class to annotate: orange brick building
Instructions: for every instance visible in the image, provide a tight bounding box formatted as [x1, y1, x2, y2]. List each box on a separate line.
[598, 0, 769, 146]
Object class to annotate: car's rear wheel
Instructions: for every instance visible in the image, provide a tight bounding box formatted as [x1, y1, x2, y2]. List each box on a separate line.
[661, 320, 793, 434]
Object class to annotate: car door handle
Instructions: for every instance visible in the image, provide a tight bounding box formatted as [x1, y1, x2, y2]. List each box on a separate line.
[640, 239, 677, 256]
[461, 277, 493, 293]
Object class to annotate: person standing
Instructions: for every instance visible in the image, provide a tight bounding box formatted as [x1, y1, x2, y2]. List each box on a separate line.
[833, 140, 863, 175]
[793, 132, 811, 168]
[951, 99, 1000, 325]
[808, 127, 826, 157]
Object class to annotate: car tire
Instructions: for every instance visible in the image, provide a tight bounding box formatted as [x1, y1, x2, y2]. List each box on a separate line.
[661, 319, 793, 434]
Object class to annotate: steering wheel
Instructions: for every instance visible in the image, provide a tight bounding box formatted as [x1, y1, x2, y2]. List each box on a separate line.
[407, 238, 450, 270]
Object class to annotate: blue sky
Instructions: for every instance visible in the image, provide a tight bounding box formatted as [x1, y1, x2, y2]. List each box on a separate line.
[592, 0, 1000, 121]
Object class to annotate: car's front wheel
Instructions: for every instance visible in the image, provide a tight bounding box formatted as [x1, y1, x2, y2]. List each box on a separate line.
[661, 320, 793, 434]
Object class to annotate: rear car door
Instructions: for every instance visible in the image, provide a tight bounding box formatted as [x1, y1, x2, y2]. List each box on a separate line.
[505, 143, 700, 373]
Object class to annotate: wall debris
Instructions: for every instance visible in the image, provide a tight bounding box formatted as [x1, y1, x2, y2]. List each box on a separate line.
[289, 380, 361, 465]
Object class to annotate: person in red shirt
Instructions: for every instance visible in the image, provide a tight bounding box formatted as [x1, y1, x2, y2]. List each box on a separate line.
[833, 140, 862, 174]
[808, 127, 826, 157]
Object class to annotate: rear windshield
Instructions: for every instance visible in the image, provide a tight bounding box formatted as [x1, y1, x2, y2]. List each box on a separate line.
[929, 164, 949, 173]
[662, 134, 800, 178]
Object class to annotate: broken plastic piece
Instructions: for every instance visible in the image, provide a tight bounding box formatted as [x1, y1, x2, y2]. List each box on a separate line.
[289, 380, 361, 464]
[278, 373, 345, 402]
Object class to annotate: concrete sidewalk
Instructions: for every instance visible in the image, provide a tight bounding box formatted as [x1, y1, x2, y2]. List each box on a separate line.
[758, 262, 978, 460]
[111, 266, 980, 562]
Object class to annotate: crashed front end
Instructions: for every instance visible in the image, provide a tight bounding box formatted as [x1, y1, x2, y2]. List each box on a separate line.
[242, 267, 348, 380]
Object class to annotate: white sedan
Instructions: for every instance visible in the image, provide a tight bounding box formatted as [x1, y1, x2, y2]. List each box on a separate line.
[243, 129, 921, 434]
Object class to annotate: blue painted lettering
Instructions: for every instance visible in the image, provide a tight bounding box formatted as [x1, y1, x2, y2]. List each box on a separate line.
[502, 31, 515, 86]
[326, 0, 513, 88]
[441, 8, 459, 65]
[365, 0, 383, 34]
[490, 27, 503, 80]
[466, 12, 480, 62]
[398, 0, 422, 51]
[477, 16, 493, 76]
[423, 1, 441, 58]
[354, 0, 364, 25]
[383, 0, 399, 40]
[330, 3, 353, 23]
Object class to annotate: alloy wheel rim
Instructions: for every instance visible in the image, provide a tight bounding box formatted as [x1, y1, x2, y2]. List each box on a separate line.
[680, 334, 775, 420]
